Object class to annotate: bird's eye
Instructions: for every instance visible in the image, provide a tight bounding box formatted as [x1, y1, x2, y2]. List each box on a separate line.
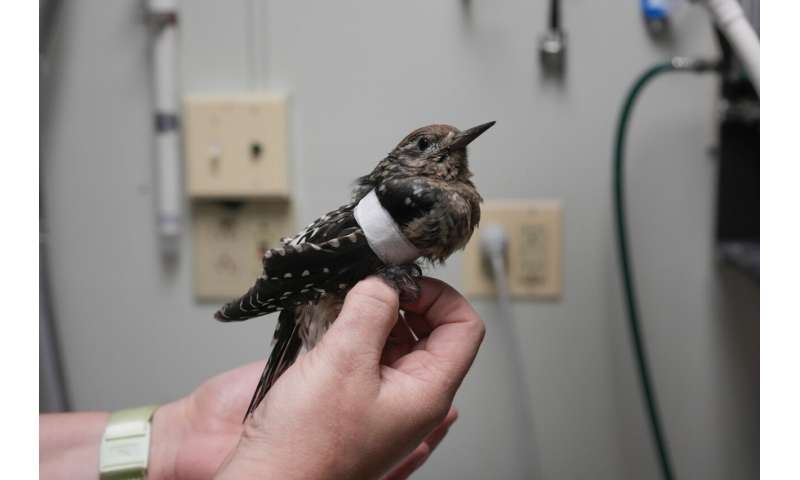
[416, 137, 430, 151]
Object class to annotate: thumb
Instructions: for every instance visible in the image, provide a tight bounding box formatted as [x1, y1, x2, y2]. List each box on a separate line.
[322, 276, 399, 366]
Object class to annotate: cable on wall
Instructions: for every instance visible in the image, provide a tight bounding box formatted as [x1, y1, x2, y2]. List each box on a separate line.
[613, 57, 720, 480]
[40, 0, 71, 413]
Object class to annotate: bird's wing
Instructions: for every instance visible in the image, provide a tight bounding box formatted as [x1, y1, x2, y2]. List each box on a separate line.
[284, 201, 357, 246]
[214, 202, 381, 322]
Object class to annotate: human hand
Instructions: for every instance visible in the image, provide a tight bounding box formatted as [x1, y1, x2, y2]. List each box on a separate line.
[214, 276, 485, 479]
[149, 363, 457, 480]
[149, 279, 483, 480]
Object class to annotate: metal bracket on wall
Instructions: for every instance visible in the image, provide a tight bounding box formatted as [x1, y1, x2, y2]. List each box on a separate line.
[539, 0, 566, 78]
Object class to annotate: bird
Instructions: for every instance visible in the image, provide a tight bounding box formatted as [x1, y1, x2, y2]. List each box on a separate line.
[215, 121, 495, 419]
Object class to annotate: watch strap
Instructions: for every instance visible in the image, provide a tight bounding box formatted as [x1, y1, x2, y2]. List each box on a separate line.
[99, 405, 159, 480]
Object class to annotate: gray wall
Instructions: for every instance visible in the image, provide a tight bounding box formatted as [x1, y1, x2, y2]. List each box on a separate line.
[42, 1, 758, 479]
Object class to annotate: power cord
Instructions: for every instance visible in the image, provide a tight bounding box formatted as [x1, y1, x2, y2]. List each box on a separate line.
[480, 224, 538, 478]
[480, 225, 514, 324]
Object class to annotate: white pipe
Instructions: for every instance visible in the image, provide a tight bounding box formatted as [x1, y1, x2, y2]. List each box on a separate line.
[702, 0, 760, 95]
[148, 0, 181, 261]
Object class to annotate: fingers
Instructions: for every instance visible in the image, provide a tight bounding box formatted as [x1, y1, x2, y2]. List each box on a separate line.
[398, 278, 485, 391]
[322, 276, 400, 367]
[382, 310, 429, 366]
[420, 406, 458, 452]
[400, 311, 433, 340]
[381, 407, 459, 480]
[319, 275, 485, 399]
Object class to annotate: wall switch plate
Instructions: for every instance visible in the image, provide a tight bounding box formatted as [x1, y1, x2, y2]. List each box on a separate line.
[464, 200, 562, 299]
[192, 201, 293, 301]
[184, 94, 290, 198]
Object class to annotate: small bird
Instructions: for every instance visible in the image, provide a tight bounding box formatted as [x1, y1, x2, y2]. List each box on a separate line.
[216, 121, 495, 419]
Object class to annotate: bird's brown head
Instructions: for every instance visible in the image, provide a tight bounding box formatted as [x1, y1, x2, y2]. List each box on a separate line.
[386, 121, 495, 181]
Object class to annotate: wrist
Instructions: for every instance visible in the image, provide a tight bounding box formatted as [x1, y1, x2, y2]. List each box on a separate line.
[147, 401, 186, 480]
[40, 412, 112, 479]
[217, 426, 366, 480]
[216, 431, 332, 480]
[214, 435, 290, 480]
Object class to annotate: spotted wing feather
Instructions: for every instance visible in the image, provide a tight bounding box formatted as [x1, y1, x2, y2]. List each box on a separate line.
[214, 203, 380, 322]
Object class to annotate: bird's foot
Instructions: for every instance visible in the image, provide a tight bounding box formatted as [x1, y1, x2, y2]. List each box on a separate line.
[379, 264, 422, 304]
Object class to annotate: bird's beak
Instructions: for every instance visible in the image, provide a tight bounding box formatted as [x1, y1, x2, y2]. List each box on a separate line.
[449, 121, 496, 150]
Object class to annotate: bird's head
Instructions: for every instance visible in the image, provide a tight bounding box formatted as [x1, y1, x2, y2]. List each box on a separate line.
[386, 121, 495, 181]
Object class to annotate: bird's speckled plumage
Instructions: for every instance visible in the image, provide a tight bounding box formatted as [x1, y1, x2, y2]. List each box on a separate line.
[215, 122, 494, 419]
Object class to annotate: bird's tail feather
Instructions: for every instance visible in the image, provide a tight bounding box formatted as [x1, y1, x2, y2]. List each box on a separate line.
[215, 278, 278, 322]
[243, 309, 303, 421]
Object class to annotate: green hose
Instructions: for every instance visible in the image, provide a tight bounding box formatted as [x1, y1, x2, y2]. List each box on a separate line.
[613, 59, 718, 480]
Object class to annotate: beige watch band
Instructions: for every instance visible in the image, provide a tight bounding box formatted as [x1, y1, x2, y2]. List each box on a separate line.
[99, 405, 159, 480]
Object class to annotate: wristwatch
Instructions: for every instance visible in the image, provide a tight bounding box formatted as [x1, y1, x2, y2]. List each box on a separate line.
[99, 405, 159, 480]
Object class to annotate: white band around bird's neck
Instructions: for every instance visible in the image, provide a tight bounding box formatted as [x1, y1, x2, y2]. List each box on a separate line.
[354, 189, 421, 265]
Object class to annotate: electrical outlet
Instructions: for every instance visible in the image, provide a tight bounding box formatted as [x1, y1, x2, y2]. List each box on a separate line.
[184, 94, 290, 198]
[192, 201, 293, 301]
[463, 200, 562, 299]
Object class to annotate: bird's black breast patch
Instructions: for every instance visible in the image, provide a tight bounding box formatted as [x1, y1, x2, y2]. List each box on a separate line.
[375, 178, 438, 227]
